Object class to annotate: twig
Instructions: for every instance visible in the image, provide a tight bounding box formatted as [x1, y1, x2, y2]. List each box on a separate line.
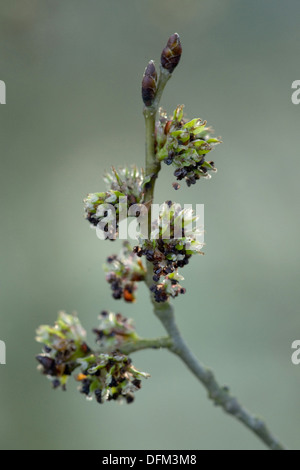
[149, 297, 286, 451]
[97, 336, 172, 355]
[143, 67, 171, 207]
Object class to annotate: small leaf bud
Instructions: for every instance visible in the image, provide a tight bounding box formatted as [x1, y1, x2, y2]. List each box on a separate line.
[161, 33, 182, 73]
[142, 60, 158, 106]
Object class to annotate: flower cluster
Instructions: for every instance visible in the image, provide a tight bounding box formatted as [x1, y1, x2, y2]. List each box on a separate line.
[36, 311, 149, 404]
[78, 353, 150, 404]
[149, 272, 186, 303]
[103, 166, 145, 206]
[36, 312, 91, 390]
[83, 190, 125, 239]
[156, 105, 220, 189]
[134, 202, 204, 302]
[84, 167, 145, 238]
[36, 33, 224, 412]
[93, 310, 138, 350]
[104, 242, 146, 302]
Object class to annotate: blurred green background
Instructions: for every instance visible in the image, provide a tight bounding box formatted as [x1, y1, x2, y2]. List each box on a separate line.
[0, 0, 299, 450]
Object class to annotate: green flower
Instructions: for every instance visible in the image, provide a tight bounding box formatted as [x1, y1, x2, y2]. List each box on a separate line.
[83, 189, 126, 239]
[150, 274, 186, 303]
[36, 312, 91, 390]
[103, 166, 145, 205]
[156, 106, 221, 189]
[36, 311, 150, 402]
[77, 353, 150, 404]
[134, 202, 204, 302]
[104, 242, 146, 302]
[84, 167, 145, 238]
[93, 311, 139, 350]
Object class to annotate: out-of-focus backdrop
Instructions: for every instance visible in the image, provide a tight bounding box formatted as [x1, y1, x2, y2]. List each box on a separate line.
[0, 0, 299, 450]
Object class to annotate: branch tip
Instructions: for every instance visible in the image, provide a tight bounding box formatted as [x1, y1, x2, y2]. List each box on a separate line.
[142, 60, 158, 107]
[161, 33, 182, 73]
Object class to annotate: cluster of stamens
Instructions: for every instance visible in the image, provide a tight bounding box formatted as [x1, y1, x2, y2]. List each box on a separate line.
[156, 105, 220, 189]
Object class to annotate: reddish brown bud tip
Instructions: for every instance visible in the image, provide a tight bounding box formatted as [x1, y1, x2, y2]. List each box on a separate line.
[161, 33, 182, 73]
[142, 60, 158, 107]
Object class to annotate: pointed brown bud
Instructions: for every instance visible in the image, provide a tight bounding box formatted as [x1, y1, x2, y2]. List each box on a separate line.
[161, 33, 182, 73]
[142, 60, 158, 107]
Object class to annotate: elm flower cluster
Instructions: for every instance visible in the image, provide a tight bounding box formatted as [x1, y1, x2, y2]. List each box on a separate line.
[36, 311, 150, 404]
[104, 242, 146, 302]
[150, 272, 186, 303]
[156, 105, 221, 189]
[84, 167, 145, 238]
[134, 202, 204, 302]
[103, 166, 145, 206]
[93, 310, 138, 350]
[77, 353, 150, 404]
[84, 190, 126, 239]
[36, 312, 90, 390]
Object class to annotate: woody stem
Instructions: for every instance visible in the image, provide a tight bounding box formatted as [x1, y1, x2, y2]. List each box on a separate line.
[143, 67, 171, 209]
